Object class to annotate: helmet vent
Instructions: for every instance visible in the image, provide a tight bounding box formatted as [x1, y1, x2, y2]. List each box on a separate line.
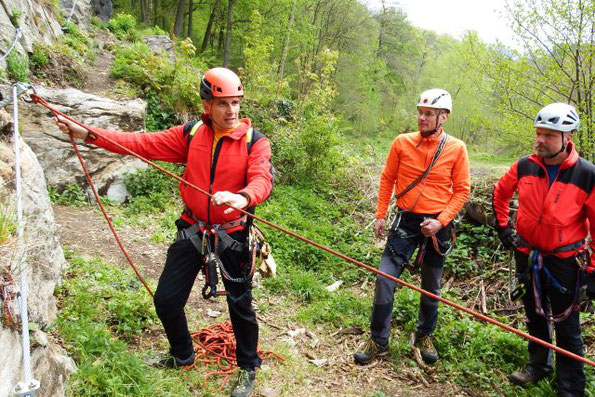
[547, 117, 560, 123]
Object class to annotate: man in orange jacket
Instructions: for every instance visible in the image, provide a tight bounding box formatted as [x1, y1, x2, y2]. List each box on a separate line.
[493, 103, 595, 396]
[56, 67, 272, 397]
[354, 89, 470, 365]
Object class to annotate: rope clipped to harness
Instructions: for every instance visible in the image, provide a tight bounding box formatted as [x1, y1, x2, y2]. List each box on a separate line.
[530, 250, 584, 323]
[188, 321, 284, 392]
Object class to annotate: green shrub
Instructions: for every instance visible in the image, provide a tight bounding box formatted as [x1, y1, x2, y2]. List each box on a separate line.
[9, 10, 23, 27]
[446, 222, 507, 278]
[107, 13, 137, 39]
[48, 184, 88, 206]
[6, 52, 29, 82]
[0, 201, 15, 244]
[90, 16, 105, 29]
[258, 184, 379, 282]
[124, 163, 181, 198]
[30, 43, 50, 76]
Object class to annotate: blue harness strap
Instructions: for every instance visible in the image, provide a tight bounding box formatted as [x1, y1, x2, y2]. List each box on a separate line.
[529, 248, 585, 323]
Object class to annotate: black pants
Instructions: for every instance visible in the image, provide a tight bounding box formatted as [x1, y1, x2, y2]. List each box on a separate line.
[371, 211, 452, 346]
[515, 251, 585, 396]
[153, 224, 262, 370]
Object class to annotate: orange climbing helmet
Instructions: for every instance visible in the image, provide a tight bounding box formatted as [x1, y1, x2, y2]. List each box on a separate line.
[200, 67, 244, 100]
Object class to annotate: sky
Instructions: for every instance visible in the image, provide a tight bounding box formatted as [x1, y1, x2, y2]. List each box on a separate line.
[363, 0, 518, 48]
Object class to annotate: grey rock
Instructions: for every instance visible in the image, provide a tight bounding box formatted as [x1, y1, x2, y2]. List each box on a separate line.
[16, 85, 148, 203]
[143, 35, 175, 62]
[91, 0, 113, 22]
[0, 128, 74, 397]
[59, 0, 93, 26]
[0, 0, 63, 68]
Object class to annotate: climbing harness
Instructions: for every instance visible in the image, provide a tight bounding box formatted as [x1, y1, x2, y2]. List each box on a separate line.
[176, 215, 255, 299]
[27, 92, 595, 368]
[0, 27, 22, 63]
[387, 211, 455, 274]
[529, 248, 585, 324]
[515, 236, 587, 323]
[8, 83, 41, 397]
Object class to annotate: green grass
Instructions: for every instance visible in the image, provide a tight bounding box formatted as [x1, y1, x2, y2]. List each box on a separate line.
[55, 251, 200, 396]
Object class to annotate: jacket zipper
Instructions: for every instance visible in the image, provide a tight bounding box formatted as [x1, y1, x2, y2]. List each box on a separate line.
[207, 137, 225, 225]
[535, 160, 562, 225]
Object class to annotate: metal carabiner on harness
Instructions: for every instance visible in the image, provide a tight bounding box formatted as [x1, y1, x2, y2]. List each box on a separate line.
[201, 230, 221, 299]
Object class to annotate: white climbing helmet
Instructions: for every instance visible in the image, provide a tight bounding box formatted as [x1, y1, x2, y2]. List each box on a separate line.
[417, 89, 452, 113]
[534, 103, 580, 132]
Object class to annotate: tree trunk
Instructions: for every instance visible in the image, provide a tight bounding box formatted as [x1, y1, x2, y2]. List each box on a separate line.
[174, 0, 186, 37]
[140, 0, 147, 23]
[223, 0, 234, 67]
[187, 0, 193, 38]
[278, 1, 296, 82]
[201, 0, 220, 52]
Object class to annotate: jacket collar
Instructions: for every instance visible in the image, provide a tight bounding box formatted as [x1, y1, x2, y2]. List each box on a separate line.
[416, 128, 445, 145]
[528, 141, 578, 170]
[201, 113, 252, 140]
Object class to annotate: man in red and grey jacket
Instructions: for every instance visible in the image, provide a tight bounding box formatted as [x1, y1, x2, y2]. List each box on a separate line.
[492, 103, 595, 396]
[56, 67, 272, 397]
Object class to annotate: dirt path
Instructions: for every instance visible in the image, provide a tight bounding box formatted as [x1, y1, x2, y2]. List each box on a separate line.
[53, 204, 467, 396]
[81, 30, 116, 96]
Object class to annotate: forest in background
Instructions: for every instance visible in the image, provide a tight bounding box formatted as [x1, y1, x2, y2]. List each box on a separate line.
[109, 0, 595, 160]
[2, 0, 595, 395]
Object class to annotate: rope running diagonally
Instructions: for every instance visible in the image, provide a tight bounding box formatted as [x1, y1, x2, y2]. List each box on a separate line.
[28, 92, 595, 368]
[0, 27, 22, 63]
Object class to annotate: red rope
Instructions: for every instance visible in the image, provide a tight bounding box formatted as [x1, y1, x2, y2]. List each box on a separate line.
[69, 133, 154, 297]
[188, 321, 284, 392]
[29, 93, 595, 368]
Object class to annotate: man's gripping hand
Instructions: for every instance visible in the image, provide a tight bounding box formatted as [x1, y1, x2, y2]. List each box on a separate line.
[497, 226, 518, 250]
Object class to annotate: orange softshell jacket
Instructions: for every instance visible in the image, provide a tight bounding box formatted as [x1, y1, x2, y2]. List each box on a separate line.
[376, 130, 471, 226]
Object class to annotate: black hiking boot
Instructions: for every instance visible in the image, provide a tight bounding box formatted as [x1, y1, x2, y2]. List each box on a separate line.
[353, 339, 389, 364]
[509, 368, 550, 387]
[145, 352, 195, 369]
[230, 368, 256, 397]
[414, 333, 438, 364]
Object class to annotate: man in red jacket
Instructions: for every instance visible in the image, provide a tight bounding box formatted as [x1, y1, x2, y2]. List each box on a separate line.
[56, 67, 272, 397]
[492, 103, 595, 396]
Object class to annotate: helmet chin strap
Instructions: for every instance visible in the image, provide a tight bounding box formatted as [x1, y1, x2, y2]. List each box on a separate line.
[546, 131, 566, 159]
[421, 111, 443, 137]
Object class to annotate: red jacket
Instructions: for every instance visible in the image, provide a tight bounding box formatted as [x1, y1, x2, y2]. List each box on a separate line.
[86, 115, 273, 228]
[493, 142, 595, 265]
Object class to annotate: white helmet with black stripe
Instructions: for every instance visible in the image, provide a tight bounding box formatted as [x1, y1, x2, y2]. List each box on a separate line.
[417, 89, 452, 113]
[534, 103, 579, 132]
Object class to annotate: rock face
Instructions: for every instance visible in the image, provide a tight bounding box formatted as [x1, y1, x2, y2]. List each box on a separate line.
[0, 123, 76, 397]
[143, 35, 175, 62]
[58, 0, 112, 26]
[17, 85, 148, 203]
[0, 0, 63, 68]
[59, 0, 93, 26]
[91, 0, 113, 22]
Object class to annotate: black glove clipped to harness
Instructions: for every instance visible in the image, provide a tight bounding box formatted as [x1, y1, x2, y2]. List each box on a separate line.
[497, 226, 518, 250]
